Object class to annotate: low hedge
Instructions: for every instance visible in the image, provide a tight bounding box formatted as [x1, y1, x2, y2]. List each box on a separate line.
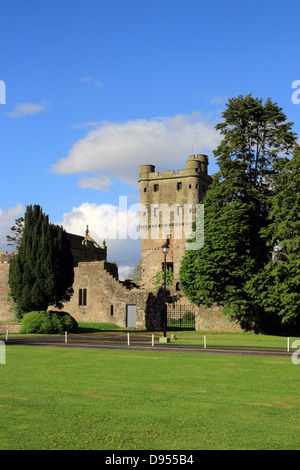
[20, 310, 78, 334]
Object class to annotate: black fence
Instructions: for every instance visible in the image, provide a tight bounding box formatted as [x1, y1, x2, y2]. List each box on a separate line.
[166, 304, 196, 330]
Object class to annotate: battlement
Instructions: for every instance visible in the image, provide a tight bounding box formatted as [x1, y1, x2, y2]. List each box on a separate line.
[139, 154, 209, 181]
[0, 251, 17, 264]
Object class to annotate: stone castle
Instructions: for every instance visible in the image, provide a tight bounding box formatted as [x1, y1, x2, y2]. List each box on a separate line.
[139, 154, 212, 288]
[0, 154, 242, 333]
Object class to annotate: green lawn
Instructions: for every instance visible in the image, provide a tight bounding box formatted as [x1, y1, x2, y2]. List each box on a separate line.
[1, 345, 300, 450]
[172, 331, 299, 349]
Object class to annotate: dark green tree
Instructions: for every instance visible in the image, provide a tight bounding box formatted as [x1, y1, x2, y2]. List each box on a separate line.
[180, 176, 261, 330]
[9, 205, 74, 318]
[180, 95, 297, 331]
[215, 94, 296, 190]
[247, 145, 300, 333]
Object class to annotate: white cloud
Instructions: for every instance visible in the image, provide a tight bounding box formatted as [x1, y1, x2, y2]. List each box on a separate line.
[51, 112, 221, 188]
[77, 175, 112, 191]
[59, 201, 141, 279]
[6, 101, 49, 118]
[209, 95, 226, 105]
[0, 203, 25, 251]
[80, 76, 102, 88]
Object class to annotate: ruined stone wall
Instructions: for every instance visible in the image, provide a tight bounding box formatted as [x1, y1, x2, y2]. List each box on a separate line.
[0, 252, 16, 321]
[60, 261, 163, 330]
[196, 304, 243, 333]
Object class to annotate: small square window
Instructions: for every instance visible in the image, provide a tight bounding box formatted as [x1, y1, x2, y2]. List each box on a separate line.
[144, 187, 147, 192]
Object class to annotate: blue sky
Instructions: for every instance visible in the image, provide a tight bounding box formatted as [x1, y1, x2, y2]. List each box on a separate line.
[1, 0, 300, 276]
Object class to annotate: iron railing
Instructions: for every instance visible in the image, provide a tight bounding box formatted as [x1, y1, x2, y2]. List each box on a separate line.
[166, 304, 196, 330]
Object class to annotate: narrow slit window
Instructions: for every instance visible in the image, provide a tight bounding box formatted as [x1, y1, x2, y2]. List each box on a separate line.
[79, 288, 87, 306]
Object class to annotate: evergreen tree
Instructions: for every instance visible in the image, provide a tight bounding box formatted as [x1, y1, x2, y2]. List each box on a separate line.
[180, 95, 297, 331]
[247, 145, 300, 332]
[215, 94, 296, 190]
[9, 205, 74, 318]
[180, 176, 261, 330]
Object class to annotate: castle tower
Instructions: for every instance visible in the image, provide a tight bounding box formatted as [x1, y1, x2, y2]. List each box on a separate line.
[139, 154, 212, 289]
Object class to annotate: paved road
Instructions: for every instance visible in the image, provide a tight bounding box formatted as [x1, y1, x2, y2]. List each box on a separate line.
[5, 331, 293, 358]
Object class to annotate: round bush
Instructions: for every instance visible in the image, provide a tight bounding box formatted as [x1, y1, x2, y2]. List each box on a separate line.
[20, 310, 78, 334]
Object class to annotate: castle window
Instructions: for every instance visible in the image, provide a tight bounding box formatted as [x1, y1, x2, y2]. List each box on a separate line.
[162, 261, 173, 272]
[177, 182, 182, 190]
[154, 207, 159, 217]
[189, 184, 192, 189]
[144, 187, 147, 192]
[154, 184, 159, 192]
[110, 305, 114, 316]
[79, 288, 87, 306]
[177, 205, 182, 216]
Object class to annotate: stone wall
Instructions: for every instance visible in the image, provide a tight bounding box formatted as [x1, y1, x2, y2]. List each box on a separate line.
[0, 252, 16, 321]
[0, 252, 243, 334]
[0, 322, 21, 334]
[196, 303, 243, 333]
[59, 261, 163, 330]
[139, 155, 212, 290]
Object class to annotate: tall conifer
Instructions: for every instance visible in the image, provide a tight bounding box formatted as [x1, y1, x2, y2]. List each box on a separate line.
[9, 205, 74, 317]
[180, 95, 297, 332]
[247, 145, 300, 332]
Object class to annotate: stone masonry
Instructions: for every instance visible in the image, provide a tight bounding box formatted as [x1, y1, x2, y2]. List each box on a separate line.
[0, 155, 244, 333]
[0, 251, 16, 321]
[61, 261, 162, 330]
[139, 154, 212, 289]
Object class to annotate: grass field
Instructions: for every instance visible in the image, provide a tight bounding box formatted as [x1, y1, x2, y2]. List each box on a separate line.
[1, 344, 300, 450]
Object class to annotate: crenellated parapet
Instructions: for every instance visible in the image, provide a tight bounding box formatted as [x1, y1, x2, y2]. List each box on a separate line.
[0, 251, 17, 264]
[139, 154, 209, 181]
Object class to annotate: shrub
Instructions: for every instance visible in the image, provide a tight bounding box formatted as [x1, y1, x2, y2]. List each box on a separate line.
[20, 310, 78, 334]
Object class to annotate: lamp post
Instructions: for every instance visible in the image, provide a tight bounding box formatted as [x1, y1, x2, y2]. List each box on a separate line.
[161, 242, 169, 337]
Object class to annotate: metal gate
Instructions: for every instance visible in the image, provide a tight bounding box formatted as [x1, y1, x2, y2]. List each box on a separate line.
[126, 305, 137, 328]
[166, 304, 196, 330]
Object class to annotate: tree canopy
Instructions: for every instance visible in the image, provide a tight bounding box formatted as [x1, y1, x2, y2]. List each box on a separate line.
[9, 205, 74, 318]
[180, 95, 299, 333]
